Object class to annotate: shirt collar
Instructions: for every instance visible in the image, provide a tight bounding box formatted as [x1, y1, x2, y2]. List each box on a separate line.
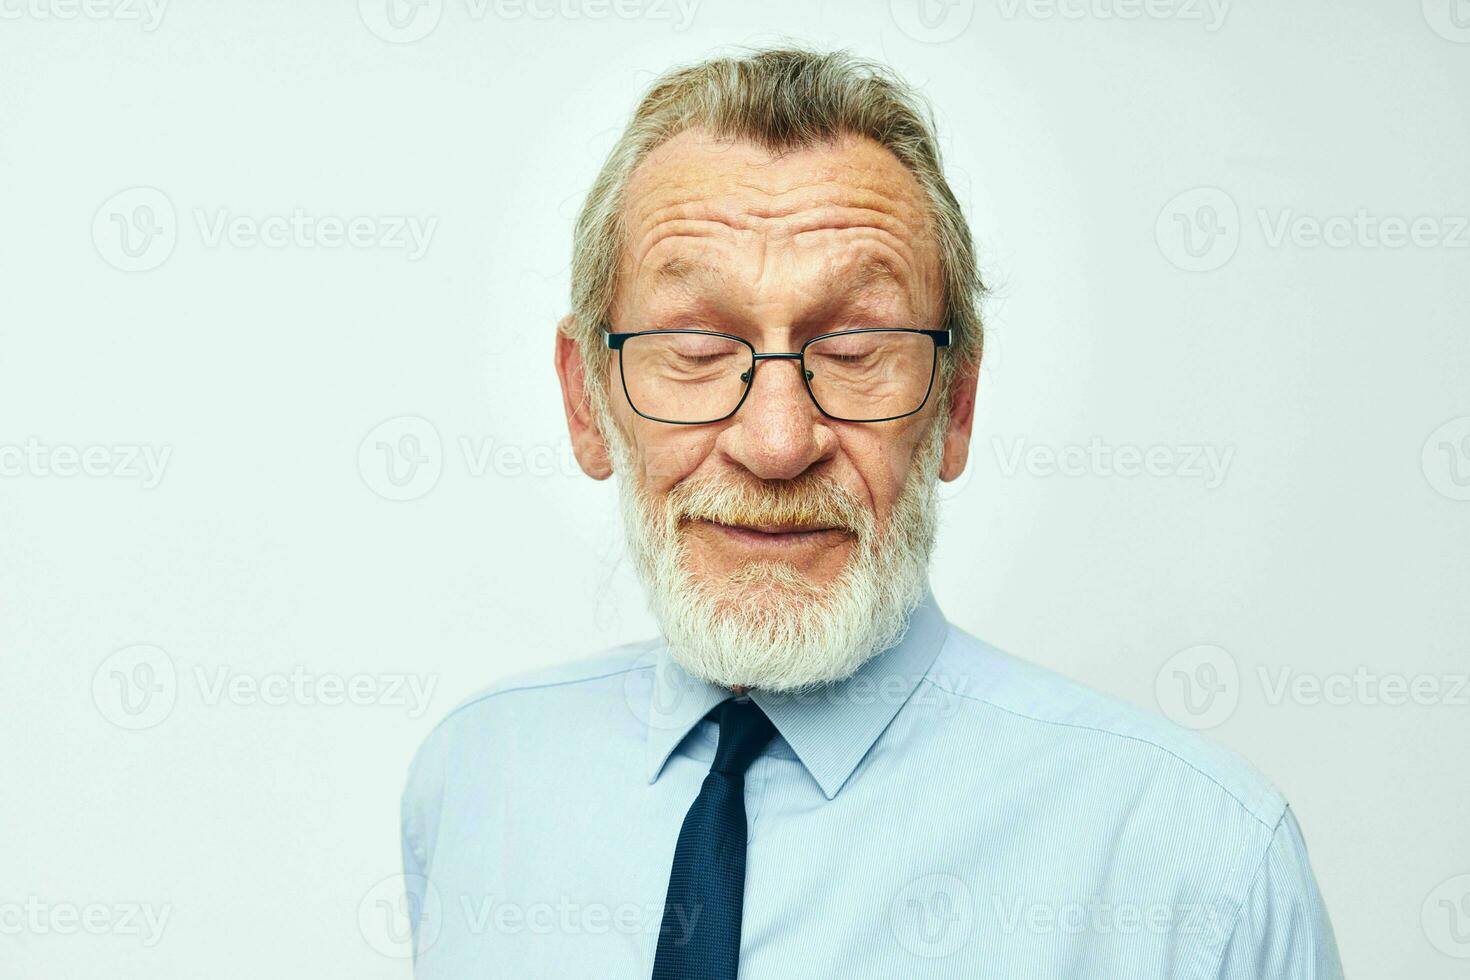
[644, 587, 949, 800]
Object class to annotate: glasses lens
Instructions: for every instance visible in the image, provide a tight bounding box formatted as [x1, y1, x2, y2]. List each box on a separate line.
[620, 332, 752, 423]
[804, 330, 936, 421]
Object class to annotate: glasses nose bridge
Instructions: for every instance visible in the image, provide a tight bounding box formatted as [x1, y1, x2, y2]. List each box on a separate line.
[741, 351, 813, 385]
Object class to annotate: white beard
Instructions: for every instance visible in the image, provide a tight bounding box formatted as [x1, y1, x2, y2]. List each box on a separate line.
[607, 417, 944, 693]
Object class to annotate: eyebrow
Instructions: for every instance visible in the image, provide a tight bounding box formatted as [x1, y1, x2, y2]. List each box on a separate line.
[844, 256, 904, 293]
[650, 255, 904, 293]
[652, 257, 726, 286]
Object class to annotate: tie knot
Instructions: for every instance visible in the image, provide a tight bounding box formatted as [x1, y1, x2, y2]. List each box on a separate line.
[710, 698, 776, 777]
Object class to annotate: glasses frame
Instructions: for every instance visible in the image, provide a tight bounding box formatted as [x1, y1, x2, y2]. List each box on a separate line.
[605, 327, 951, 425]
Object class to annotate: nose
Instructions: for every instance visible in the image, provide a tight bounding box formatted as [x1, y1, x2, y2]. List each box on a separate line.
[721, 355, 834, 481]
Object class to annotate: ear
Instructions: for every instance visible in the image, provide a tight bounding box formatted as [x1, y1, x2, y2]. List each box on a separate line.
[554, 316, 614, 480]
[939, 358, 979, 483]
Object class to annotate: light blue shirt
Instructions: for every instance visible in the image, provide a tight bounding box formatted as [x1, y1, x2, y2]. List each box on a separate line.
[400, 590, 1342, 977]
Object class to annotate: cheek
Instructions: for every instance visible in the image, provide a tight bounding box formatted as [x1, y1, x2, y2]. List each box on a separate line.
[838, 424, 927, 522]
[626, 418, 719, 493]
[603, 364, 714, 494]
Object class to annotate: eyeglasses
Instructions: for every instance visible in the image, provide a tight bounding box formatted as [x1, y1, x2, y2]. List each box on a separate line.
[605, 327, 950, 425]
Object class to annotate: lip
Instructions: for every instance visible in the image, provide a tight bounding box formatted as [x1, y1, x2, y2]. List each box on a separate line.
[737, 522, 838, 535]
[691, 518, 850, 549]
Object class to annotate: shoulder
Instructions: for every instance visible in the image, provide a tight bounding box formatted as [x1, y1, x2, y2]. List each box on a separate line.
[400, 639, 658, 799]
[925, 622, 1287, 830]
[398, 638, 662, 866]
[439, 640, 656, 727]
[408, 637, 658, 755]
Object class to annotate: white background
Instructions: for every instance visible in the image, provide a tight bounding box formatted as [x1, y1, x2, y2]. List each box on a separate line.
[2, 0, 1467, 976]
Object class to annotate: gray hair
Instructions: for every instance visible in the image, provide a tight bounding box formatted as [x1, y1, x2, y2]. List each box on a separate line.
[567, 46, 984, 414]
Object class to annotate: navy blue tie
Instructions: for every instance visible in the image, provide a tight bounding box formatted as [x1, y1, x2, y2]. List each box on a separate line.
[652, 697, 777, 980]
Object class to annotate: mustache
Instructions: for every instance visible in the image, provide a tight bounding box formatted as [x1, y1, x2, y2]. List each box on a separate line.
[665, 473, 873, 537]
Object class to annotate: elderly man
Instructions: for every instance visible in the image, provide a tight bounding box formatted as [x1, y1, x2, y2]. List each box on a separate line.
[401, 47, 1342, 978]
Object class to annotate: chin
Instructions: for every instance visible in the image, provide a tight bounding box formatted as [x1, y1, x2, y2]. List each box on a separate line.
[696, 559, 832, 609]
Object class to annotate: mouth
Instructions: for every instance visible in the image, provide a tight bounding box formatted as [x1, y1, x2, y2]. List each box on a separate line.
[689, 518, 852, 551]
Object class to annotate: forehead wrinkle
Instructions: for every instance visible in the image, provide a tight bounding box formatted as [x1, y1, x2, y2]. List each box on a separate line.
[632, 231, 928, 328]
[625, 128, 928, 216]
[625, 216, 735, 288]
[631, 205, 923, 279]
[630, 177, 929, 272]
[618, 134, 942, 324]
[653, 251, 899, 291]
[637, 185, 924, 236]
[627, 147, 928, 231]
[799, 230, 935, 322]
